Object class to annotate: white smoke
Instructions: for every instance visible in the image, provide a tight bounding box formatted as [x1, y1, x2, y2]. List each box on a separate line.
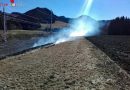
[33, 17, 100, 47]
[33, 0, 102, 47]
[54, 0, 96, 44]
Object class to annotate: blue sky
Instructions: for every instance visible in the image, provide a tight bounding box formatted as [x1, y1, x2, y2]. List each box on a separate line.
[0, 0, 130, 20]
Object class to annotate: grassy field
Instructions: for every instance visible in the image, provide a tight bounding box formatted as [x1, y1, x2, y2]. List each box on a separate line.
[88, 35, 130, 74]
[0, 30, 51, 41]
[40, 21, 68, 30]
[0, 21, 68, 41]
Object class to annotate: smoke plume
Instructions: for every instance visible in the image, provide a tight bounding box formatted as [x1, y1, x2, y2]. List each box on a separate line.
[33, 0, 103, 47]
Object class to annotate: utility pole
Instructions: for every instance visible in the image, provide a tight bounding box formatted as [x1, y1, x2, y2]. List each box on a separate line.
[50, 10, 52, 31]
[3, 6, 7, 42]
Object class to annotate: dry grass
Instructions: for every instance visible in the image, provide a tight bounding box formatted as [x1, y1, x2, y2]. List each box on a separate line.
[0, 20, 68, 40]
[0, 30, 50, 41]
[40, 21, 68, 30]
[0, 38, 130, 89]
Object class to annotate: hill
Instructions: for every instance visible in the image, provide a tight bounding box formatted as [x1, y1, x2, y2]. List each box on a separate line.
[0, 7, 70, 30]
[25, 7, 70, 23]
[1, 7, 130, 35]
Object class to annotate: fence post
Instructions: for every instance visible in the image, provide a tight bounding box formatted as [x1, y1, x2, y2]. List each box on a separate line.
[50, 10, 52, 31]
[3, 6, 7, 43]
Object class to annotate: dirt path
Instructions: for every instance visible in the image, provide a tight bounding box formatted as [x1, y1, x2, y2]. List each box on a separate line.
[0, 38, 130, 90]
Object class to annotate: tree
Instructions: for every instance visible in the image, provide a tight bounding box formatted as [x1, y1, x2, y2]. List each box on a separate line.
[108, 16, 130, 35]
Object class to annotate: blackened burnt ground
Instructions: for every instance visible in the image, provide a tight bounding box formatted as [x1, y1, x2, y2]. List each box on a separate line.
[88, 35, 130, 74]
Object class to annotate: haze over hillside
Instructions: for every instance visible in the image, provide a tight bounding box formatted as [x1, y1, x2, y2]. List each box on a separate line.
[0, 7, 130, 35]
[0, 7, 106, 31]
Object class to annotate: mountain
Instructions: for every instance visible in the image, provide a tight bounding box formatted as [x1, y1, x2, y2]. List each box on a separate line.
[12, 12, 40, 23]
[74, 15, 111, 35]
[0, 7, 110, 33]
[0, 7, 71, 30]
[76, 15, 96, 21]
[25, 7, 56, 23]
[1, 7, 129, 35]
[24, 7, 70, 23]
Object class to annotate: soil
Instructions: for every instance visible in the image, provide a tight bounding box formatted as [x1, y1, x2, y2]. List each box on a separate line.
[88, 35, 130, 74]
